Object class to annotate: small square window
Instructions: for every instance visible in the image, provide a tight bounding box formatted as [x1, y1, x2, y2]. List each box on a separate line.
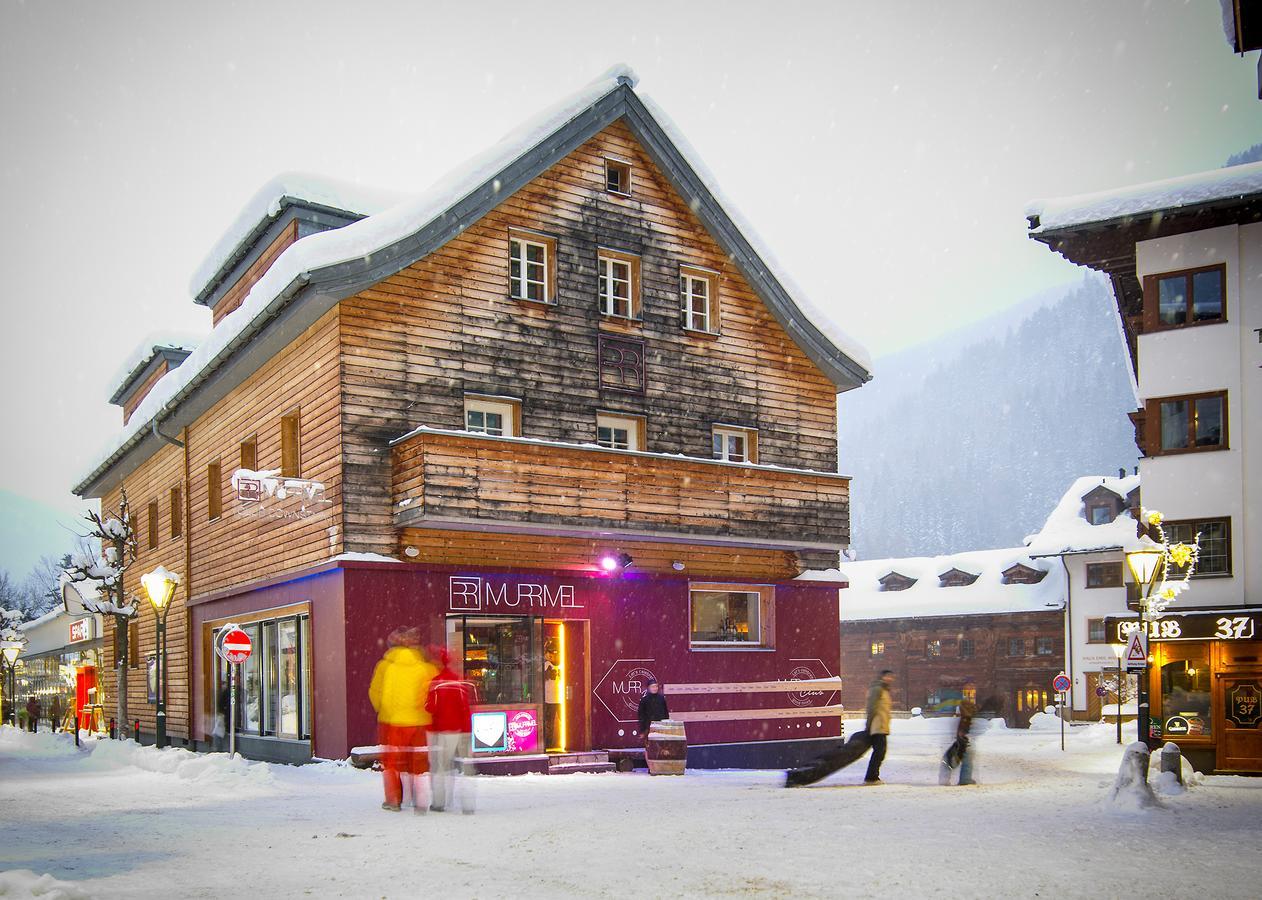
[870, 641, 885, 656]
[596, 414, 643, 451]
[605, 160, 631, 196]
[959, 639, 974, 659]
[1151, 264, 1225, 329]
[713, 426, 757, 464]
[1085, 562, 1123, 589]
[1087, 505, 1113, 526]
[1036, 637, 1055, 656]
[464, 396, 520, 438]
[689, 583, 773, 649]
[1165, 518, 1231, 577]
[1008, 638, 1026, 657]
[926, 639, 941, 657]
[1155, 391, 1226, 454]
[1087, 619, 1107, 643]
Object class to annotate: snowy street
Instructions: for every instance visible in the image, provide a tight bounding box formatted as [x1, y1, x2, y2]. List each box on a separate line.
[3, 719, 1260, 899]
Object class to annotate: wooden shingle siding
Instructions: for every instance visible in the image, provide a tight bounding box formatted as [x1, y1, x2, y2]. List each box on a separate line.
[340, 121, 839, 557]
[211, 219, 300, 325]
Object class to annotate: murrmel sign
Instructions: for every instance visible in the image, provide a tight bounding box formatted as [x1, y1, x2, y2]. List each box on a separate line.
[449, 576, 583, 613]
[1107, 610, 1261, 644]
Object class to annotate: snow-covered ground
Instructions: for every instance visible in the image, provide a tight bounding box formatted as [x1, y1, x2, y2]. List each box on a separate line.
[2, 718, 1259, 899]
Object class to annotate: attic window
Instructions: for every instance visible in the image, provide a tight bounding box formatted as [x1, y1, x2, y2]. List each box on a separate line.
[879, 572, 916, 592]
[605, 159, 631, 196]
[1001, 563, 1047, 585]
[1087, 504, 1114, 526]
[938, 568, 979, 588]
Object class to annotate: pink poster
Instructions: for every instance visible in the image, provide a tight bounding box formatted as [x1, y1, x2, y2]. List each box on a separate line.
[506, 708, 538, 752]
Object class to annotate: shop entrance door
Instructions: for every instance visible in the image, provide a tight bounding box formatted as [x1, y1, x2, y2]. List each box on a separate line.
[1218, 674, 1262, 771]
[543, 620, 588, 752]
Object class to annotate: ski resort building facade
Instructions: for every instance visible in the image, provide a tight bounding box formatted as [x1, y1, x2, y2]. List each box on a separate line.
[71, 69, 869, 767]
[1029, 160, 1262, 772]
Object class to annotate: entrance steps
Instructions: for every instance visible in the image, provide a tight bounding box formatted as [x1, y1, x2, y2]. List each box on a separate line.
[547, 750, 615, 775]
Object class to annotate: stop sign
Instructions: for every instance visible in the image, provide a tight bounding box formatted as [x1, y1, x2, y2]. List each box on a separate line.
[219, 627, 252, 664]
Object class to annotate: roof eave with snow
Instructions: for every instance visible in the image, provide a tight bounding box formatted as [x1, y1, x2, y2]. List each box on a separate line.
[108, 345, 193, 406]
[74, 70, 871, 499]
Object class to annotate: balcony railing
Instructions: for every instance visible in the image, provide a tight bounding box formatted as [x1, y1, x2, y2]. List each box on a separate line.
[391, 428, 849, 550]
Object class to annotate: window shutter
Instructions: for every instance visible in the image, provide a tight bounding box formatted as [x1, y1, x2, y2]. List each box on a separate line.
[1141, 274, 1157, 333]
[1144, 398, 1160, 458]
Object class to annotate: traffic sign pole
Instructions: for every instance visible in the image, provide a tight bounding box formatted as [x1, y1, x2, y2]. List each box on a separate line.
[1052, 673, 1071, 752]
[230, 664, 237, 758]
[215, 624, 253, 759]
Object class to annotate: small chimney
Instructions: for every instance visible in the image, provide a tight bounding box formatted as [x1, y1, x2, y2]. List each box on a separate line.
[1118, 467, 1125, 478]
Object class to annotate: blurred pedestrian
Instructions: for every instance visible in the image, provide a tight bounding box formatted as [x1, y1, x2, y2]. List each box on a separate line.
[26, 696, 41, 733]
[637, 678, 669, 745]
[425, 647, 475, 814]
[369, 627, 437, 813]
[941, 683, 978, 786]
[51, 696, 63, 733]
[862, 670, 894, 784]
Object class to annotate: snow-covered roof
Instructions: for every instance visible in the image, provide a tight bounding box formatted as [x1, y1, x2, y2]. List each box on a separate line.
[189, 172, 408, 304]
[108, 342, 195, 406]
[1024, 475, 1142, 557]
[1027, 161, 1262, 233]
[806, 547, 1065, 621]
[18, 607, 64, 631]
[74, 64, 872, 497]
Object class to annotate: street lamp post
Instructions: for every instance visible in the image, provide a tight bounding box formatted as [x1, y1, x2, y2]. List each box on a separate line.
[1125, 547, 1165, 747]
[2, 643, 22, 727]
[141, 566, 181, 750]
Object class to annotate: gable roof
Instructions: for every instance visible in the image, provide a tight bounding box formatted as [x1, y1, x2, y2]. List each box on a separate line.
[108, 345, 192, 406]
[74, 65, 872, 499]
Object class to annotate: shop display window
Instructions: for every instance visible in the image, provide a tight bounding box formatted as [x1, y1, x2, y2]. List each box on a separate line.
[213, 613, 310, 741]
[689, 585, 772, 647]
[1160, 656, 1212, 737]
[450, 616, 539, 706]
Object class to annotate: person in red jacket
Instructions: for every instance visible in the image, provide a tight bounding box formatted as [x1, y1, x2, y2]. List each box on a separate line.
[425, 648, 476, 814]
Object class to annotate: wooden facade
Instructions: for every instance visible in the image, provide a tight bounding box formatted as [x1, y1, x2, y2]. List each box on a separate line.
[840, 611, 1066, 728]
[84, 94, 861, 750]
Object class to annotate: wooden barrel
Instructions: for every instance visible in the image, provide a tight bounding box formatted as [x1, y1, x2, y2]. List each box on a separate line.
[646, 720, 687, 775]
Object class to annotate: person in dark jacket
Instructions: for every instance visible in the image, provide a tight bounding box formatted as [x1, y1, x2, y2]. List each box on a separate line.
[637, 678, 669, 742]
[26, 696, 41, 732]
[941, 685, 979, 786]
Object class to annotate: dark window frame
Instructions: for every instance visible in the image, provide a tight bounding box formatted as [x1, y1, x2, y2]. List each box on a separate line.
[147, 500, 159, 550]
[1087, 618, 1108, 644]
[1164, 517, 1232, 578]
[1008, 637, 1026, 657]
[604, 158, 632, 197]
[1085, 562, 1124, 589]
[169, 486, 183, 539]
[1036, 637, 1055, 656]
[1150, 390, 1228, 456]
[926, 639, 941, 657]
[1144, 263, 1226, 332]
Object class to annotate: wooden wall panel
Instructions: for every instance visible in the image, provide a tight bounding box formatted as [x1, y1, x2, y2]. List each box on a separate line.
[341, 120, 841, 557]
[121, 361, 169, 425]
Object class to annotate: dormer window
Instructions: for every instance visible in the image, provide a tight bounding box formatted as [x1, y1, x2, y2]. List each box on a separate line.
[938, 568, 979, 588]
[1087, 504, 1113, 526]
[605, 159, 631, 196]
[1001, 563, 1048, 585]
[879, 572, 916, 592]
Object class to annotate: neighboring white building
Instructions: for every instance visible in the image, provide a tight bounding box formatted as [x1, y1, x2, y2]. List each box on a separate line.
[1025, 474, 1142, 718]
[1028, 161, 1262, 771]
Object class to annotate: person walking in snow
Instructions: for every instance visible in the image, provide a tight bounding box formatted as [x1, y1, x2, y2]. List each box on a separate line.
[425, 647, 475, 814]
[637, 678, 669, 745]
[26, 696, 41, 732]
[368, 628, 438, 813]
[940, 684, 978, 786]
[862, 671, 894, 784]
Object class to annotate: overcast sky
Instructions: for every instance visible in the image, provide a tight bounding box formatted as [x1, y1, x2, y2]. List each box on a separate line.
[0, 0, 1257, 525]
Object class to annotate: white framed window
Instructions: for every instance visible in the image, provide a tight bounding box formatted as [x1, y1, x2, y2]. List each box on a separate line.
[681, 267, 718, 333]
[509, 233, 552, 303]
[605, 159, 631, 196]
[464, 395, 520, 437]
[712, 425, 757, 463]
[689, 583, 774, 649]
[596, 413, 643, 451]
[599, 251, 639, 319]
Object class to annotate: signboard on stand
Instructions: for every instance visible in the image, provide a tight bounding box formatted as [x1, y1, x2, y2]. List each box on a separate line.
[1124, 630, 1148, 671]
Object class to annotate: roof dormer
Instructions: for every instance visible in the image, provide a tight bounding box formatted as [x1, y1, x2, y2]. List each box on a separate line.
[1001, 563, 1048, 585]
[191, 174, 404, 326]
[878, 572, 916, 592]
[938, 567, 979, 587]
[1081, 483, 1124, 526]
[110, 345, 192, 426]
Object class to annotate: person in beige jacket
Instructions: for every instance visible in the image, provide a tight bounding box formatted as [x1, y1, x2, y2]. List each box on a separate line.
[863, 671, 894, 784]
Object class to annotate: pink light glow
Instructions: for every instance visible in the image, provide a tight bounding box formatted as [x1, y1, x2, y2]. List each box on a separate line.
[600, 555, 618, 572]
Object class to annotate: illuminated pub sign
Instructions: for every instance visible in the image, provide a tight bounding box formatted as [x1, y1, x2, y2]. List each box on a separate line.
[1106, 610, 1261, 644]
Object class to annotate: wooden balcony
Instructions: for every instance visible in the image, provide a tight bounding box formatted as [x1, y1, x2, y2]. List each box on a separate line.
[391, 428, 849, 550]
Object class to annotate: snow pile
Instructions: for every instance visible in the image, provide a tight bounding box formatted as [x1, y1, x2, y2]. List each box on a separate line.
[1028, 160, 1262, 232]
[1026, 708, 1065, 732]
[190, 172, 408, 301]
[1025, 474, 1142, 557]
[1107, 741, 1160, 811]
[826, 547, 1064, 621]
[0, 870, 92, 900]
[0, 726, 84, 758]
[82, 739, 275, 788]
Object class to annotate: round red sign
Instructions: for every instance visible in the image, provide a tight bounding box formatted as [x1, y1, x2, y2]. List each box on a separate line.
[1052, 674, 1071, 693]
[220, 627, 253, 664]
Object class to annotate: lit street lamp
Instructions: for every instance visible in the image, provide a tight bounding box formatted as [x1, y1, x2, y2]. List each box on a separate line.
[141, 566, 181, 749]
[1125, 546, 1165, 746]
[2, 642, 22, 727]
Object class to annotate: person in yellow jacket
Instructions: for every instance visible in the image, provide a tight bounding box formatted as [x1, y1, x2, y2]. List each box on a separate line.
[862, 670, 894, 784]
[369, 627, 438, 812]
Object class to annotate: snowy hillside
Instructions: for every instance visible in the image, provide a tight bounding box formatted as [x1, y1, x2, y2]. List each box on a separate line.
[838, 275, 1139, 559]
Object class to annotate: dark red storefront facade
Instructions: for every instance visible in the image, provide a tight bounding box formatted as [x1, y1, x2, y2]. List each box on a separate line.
[189, 558, 843, 767]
